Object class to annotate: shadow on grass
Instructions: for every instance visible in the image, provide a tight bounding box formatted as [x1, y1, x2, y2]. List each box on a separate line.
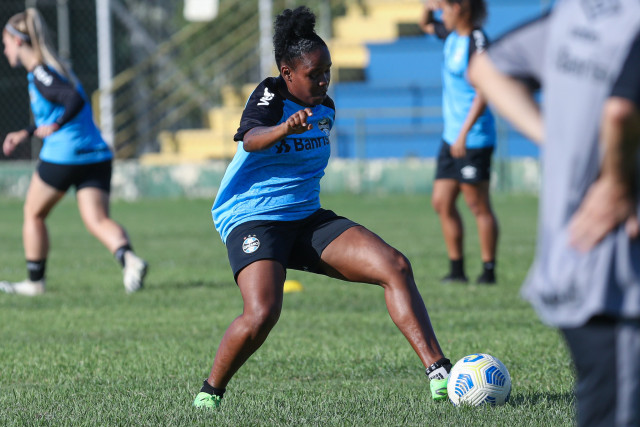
[509, 391, 574, 407]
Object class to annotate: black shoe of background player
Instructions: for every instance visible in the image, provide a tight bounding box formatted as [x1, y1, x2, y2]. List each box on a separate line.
[441, 273, 468, 284]
[476, 270, 496, 285]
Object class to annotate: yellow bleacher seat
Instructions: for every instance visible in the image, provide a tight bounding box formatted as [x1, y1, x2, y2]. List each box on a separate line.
[174, 129, 237, 159]
[207, 107, 243, 136]
[329, 40, 369, 69]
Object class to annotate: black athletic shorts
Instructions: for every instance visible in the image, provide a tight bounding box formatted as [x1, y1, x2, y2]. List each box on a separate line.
[37, 160, 112, 193]
[434, 140, 494, 183]
[225, 208, 359, 280]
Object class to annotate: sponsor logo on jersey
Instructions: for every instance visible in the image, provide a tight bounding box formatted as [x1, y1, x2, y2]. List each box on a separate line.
[242, 235, 260, 254]
[275, 140, 291, 153]
[556, 48, 610, 82]
[275, 136, 330, 154]
[318, 118, 331, 136]
[461, 165, 477, 180]
[257, 87, 275, 106]
[33, 66, 54, 86]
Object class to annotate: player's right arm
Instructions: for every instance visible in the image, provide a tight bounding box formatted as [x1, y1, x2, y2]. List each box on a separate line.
[3, 129, 30, 156]
[419, 1, 449, 39]
[31, 65, 85, 139]
[243, 108, 313, 152]
[235, 78, 315, 152]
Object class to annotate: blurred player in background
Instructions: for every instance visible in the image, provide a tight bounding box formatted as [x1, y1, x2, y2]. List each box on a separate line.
[0, 8, 147, 296]
[470, 0, 640, 425]
[193, 6, 452, 410]
[420, 0, 499, 285]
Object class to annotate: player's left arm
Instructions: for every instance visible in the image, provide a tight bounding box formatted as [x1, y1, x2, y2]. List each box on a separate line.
[569, 31, 640, 251]
[451, 30, 491, 157]
[452, 95, 487, 158]
[32, 65, 85, 138]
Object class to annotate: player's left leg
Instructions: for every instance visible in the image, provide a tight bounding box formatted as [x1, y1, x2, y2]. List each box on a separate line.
[76, 186, 147, 292]
[318, 225, 451, 400]
[460, 181, 498, 284]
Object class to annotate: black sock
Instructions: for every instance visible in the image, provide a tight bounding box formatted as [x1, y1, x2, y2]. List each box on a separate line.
[483, 261, 495, 275]
[201, 380, 225, 398]
[114, 244, 132, 267]
[450, 258, 465, 277]
[426, 357, 452, 380]
[26, 259, 46, 281]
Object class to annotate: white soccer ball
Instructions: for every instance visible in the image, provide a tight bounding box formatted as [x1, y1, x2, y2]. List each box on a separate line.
[447, 353, 511, 406]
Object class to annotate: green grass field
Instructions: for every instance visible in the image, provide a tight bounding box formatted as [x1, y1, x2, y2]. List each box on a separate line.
[0, 194, 574, 426]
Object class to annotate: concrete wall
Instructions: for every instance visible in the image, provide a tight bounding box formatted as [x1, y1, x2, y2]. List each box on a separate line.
[0, 159, 540, 200]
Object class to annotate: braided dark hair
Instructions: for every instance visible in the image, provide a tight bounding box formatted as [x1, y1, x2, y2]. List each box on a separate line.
[446, 0, 488, 26]
[273, 6, 327, 68]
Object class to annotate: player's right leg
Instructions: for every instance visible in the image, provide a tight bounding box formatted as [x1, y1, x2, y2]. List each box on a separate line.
[194, 259, 285, 409]
[432, 178, 467, 283]
[0, 170, 64, 296]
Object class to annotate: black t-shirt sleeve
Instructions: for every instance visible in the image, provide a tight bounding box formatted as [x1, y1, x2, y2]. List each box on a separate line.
[468, 28, 489, 59]
[32, 65, 85, 127]
[234, 78, 285, 141]
[433, 21, 450, 40]
[610, 30, 640, 107]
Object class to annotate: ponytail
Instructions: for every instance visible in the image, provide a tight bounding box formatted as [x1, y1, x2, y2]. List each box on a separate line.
[6, 8, 77, 86]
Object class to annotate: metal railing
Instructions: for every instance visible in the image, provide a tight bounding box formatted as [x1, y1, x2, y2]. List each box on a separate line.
[100, 0, 347, 158]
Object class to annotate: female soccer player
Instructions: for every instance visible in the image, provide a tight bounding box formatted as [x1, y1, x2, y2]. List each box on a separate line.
[419, 0, 499, 284]
[193, 6, 452, 409]
[0, 9, 147, 296]
[469, 1, 640, 425]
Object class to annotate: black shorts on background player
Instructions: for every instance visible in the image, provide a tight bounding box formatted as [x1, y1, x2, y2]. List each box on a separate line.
[37, 160, 112, 193]
[435, 140, 493, 183]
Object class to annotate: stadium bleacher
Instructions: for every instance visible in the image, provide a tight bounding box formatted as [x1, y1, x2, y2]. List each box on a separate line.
[331, 0, 546, 159]
[141, 0, 547, 164]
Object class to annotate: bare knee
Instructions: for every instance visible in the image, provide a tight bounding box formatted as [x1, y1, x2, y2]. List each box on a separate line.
[432, 195, 453, 216]
[244, 302, 282, 337]
[431, 196, 443, 214]
[380, 250, 414, 288]
[23, 202, 48, 222]
[466, 198, 482, 216]
[468, 199, 493, 219]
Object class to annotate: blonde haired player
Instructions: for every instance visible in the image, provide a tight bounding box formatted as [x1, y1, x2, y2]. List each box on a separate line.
[1, 9, 147, 295]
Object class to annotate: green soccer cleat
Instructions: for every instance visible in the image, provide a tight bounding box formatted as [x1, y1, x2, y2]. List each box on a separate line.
[193, 392, 221, 409]
[430, 377, 449, 401]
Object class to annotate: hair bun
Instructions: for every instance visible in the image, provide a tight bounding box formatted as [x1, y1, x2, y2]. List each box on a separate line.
[275, 6, 316, 41]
